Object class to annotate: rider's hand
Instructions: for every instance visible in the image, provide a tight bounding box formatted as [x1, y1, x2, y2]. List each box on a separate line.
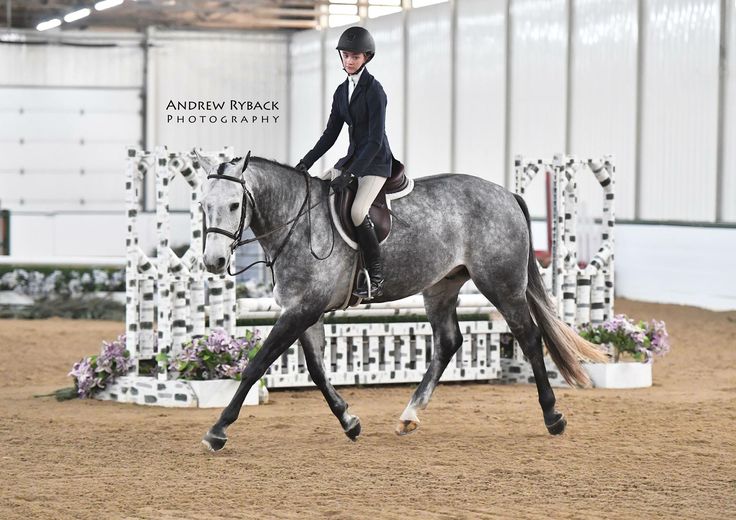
[330, 170, 355, 192]
[295, 161, 309, 173]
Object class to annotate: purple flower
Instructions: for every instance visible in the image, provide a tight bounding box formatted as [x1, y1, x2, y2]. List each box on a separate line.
[68, 334, 133, 398]
[579, 314, 670, 363]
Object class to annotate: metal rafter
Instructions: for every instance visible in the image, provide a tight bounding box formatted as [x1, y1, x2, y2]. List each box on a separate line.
[0, 0, 323, 31]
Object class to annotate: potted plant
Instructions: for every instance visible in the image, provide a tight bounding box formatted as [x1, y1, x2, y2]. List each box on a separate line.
[65, 329, 265, 408]
[578, 314, 670, 389]
[164, 328, 265, 407]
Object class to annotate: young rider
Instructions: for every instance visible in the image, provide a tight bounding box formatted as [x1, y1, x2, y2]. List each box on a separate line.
[296, 26, 394, 301]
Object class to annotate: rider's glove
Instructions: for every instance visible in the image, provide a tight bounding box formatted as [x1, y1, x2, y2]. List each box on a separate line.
[330, 170, 355, 192]
[295, 161, 309, 173]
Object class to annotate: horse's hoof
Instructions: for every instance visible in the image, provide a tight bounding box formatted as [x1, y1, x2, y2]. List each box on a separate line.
[344, 416, 361, 442]
[395, 419, 419, 436]
[546, 413, 567, 436]
[202, 430, 228, 452]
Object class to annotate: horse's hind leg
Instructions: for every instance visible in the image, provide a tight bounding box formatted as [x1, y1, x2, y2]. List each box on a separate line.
[474, 280, 566, 435]
[396, 275, 467, 435]
[299, 316, 361, 441]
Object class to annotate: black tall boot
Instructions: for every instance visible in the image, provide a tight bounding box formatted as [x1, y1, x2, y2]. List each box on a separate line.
[352, 215, 384, 300]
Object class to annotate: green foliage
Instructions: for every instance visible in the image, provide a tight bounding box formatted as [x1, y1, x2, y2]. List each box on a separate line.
[0, 296, 125, 320]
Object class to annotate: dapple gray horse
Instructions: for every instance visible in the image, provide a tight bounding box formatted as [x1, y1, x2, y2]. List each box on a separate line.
[196, 153, 606, 452]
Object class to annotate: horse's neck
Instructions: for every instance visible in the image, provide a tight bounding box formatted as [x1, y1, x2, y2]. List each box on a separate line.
[248, 161, 309, 253]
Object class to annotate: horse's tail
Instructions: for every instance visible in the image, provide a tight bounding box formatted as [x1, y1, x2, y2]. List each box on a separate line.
[513, 194, 607, 387]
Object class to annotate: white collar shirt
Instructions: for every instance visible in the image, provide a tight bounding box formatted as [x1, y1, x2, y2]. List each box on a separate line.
[347, 68, 364, 102]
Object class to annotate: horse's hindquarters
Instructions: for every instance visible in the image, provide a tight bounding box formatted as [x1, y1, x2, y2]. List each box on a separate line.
[376, 174, 527, 300]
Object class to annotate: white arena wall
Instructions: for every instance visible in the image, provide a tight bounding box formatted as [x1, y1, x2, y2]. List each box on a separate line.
[1, 0, 735, 310]
[528, 221, 736, 312]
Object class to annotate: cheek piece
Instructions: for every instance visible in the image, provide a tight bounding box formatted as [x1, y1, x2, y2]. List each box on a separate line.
[204, 151, 255, 253]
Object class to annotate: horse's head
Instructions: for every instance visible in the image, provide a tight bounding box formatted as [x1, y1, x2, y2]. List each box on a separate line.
[196, 151, 254, 274]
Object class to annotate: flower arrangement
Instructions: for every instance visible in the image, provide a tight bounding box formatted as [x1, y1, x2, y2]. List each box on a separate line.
[68, 334, 134, 398]
[165, 328, 262, 380]
[65, 329, 263, 399]
[578, 314, 670, 363]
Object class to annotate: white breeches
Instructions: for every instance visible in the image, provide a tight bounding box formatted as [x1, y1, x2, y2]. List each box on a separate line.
[351, 175, 387, 226]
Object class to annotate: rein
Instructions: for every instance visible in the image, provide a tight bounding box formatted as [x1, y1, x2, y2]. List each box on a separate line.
[204, 154, 336, 283]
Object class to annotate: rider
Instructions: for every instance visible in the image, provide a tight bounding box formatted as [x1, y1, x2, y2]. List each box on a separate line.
[295, 26, 393, 301]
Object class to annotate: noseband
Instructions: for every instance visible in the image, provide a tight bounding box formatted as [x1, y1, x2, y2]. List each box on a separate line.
[203, 152, 335, 280]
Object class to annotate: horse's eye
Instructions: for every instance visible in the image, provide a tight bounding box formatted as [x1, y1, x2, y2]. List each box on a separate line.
[230, 202, 240, 211]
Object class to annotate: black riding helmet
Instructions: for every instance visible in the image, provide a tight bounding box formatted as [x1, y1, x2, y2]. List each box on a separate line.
[336, 26, 375, 74]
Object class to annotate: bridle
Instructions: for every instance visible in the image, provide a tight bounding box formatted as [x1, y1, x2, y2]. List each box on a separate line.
[204, 152, 256, 250]
[203, 152, 335, 282]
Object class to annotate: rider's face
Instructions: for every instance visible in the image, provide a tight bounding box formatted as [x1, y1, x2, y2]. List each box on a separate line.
[341, 51, 366, 74]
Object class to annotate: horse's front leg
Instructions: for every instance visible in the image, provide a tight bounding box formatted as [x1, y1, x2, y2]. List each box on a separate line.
[299, 317, 361, 441]
[202, 309, 322, 452]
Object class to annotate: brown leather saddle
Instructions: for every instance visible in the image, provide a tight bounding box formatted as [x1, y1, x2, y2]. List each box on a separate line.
[328, 156, 411, 308]
[334, 156, 410, 243]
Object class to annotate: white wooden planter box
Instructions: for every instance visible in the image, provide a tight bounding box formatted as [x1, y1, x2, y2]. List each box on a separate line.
[186, 379, 260, 408]
[583, 362, 652, 389]
[95, 376, 264, 408]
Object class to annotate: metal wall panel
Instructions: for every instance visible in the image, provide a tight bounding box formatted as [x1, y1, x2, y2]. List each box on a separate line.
[569, 0, 638, 221]
[289, 30, 323, 166]
[406, 2, 452, 177]
[0, 87, 141, 211]
[722, 0, 736, 222]
[455, 0, 507, 186]
[0, 31, 143, 88]
[148, 30, 289, 210]
[508, 0, 568, 216]
[639, 0, 720, 221]
[365, 12, 406, 162]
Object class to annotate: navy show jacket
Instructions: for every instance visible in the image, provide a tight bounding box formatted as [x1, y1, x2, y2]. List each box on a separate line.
[301, 69, 393, 178]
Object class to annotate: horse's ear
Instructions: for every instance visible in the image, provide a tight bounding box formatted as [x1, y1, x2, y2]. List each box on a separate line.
[241, 151, 251, 177]
[192, 148, 218, 174]
[230, 151, 252, 180]
[243, 150, 250, 173]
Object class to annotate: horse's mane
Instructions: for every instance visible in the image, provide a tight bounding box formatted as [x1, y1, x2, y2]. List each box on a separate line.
[250, 156, 300, 175]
